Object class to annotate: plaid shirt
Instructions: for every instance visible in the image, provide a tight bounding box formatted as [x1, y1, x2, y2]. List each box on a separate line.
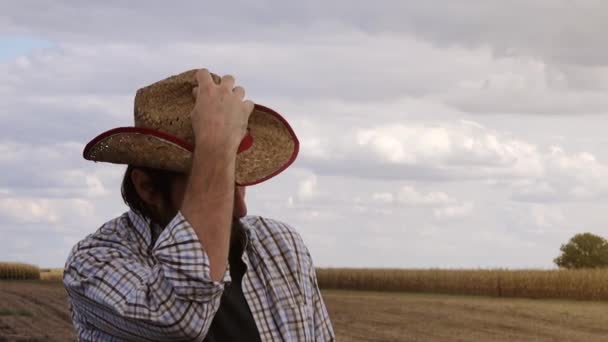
[63, 210, 335, 341]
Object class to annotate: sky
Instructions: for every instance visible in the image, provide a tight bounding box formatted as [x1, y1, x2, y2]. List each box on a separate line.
[1, 0, 608, 268]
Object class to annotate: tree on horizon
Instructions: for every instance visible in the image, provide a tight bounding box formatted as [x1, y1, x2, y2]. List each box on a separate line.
[554, 233, 608, 269]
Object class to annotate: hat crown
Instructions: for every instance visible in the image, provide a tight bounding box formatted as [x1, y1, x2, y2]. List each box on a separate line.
[133, 69, 221, 145]
[84, 68, 299, 186]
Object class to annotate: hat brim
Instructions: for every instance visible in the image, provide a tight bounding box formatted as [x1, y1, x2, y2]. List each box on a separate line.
[83, 104, 299, 186]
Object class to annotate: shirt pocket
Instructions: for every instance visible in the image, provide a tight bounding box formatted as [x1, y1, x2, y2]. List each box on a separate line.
[266, 268, 317, 341]
[266, 269, 305, 309]
[272, 299, 314, 341]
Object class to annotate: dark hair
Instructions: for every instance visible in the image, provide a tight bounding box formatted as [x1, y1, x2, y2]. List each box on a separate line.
[121, 165, 178, 222]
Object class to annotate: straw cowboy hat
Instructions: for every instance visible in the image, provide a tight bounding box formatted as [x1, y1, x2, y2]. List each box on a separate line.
[83, 69, 299, 186]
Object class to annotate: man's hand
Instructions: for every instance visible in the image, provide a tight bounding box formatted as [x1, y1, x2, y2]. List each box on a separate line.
[181, 69, 253, 282]
[191, 69, 254, 153]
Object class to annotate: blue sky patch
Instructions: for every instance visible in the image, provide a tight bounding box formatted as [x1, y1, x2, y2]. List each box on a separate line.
[0, 36, 53, 61]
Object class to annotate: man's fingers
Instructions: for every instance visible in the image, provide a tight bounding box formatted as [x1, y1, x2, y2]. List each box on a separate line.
[221, 74, 235, 90]
[192, 86, 198, 99]
[233, 86, 245, 99]
[195, 69, 213, 88]
[243, 100, 255, 117]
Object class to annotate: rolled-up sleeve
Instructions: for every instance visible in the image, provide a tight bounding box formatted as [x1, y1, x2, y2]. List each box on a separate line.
[152, 212, 231, 301]
[63, 211, 230, 341]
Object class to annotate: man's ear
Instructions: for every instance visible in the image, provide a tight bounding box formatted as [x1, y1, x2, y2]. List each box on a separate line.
[131, 168, 160, 206]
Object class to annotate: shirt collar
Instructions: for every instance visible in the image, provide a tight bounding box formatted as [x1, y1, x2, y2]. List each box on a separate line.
[126, 210, 155, 247]
[127, 209, 256, 248]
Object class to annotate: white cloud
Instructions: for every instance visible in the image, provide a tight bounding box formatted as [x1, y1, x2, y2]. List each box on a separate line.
[297, 174, 318, 200]
[356, 121, 542, 172]
[286, 196, 295, 208]
[434, 202, 474, 219]
[0, 197, 60, 224]
[511, 181, 557, 202]
[397, 186, 451, 206]
[529, 205, 565, 230]
[297, 119, 546, 182]
[0, 195, 95, 226]
[6, 1, 608, 67]
[371, 192, 394, 204]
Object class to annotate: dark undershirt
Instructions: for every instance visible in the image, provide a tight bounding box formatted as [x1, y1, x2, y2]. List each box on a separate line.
[203, 226, 262, 342]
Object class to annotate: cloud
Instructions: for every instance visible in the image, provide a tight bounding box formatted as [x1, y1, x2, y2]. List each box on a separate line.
[440, 59, 608, 115]
[528, 205, 565, 230]
[293, 115, 608, 206]
[434, 202, 474, 219]
[297, 174, 318, 200]
[0, 141, 118, 197]
[507, 147, 608, 203]
[371, 192, 394, 204]
[0, 193, 96, 228]
[298, 119, 544, 181]
[4, 0, 608, 69]
[0, 197, 60, 224]
[396, 186, 451, 206]
[2, 1, 608, 269]
[4, 24, 608, 123]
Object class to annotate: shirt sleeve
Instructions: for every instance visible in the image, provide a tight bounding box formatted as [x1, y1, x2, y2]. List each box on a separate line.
[63, 211, 230, 341]
[307, 252, 336, 341]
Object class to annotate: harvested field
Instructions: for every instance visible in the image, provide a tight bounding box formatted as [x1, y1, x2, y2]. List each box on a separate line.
[0, 281, 74, 341]
[324, 290, 608, 341]
[2, 281, 608, 341]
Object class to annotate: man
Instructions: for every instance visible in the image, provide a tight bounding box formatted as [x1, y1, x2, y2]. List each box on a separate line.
[63, 69, 335, 341]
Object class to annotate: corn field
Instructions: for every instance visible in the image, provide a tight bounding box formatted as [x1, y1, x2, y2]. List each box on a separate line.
[316, 268, 608, 301]
[0, 262, 40, 280]
[4, 262, 608, 301]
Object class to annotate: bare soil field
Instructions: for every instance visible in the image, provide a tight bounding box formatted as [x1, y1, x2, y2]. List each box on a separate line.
[0, 281, 74, 341]
[2, 281, 608, 341]
[324, 290, 608, 341]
